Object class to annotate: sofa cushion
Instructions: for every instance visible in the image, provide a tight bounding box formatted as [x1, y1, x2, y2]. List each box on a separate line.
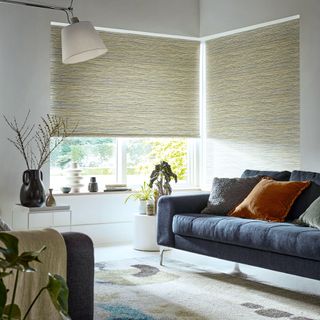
[201, 176, 261, 216]
[229, 178, 310, 222]
[287, 170, 320, 220]
[297, 196, 320, 229]
[172, 214, 320, 261]
[241, 169, 291, 181]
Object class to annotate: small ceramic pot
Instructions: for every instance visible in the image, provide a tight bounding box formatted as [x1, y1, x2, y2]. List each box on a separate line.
[88, 177, 98, 192]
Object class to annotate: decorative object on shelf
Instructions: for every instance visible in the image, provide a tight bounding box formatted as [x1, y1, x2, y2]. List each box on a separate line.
[61, 187, 71, 194]
[104, 184, 130, 192]
[125, 182, 153, 215]
[46, 188, 56, 207]
[88, 177, 98, 192]
[0, 233, 70, 320]
[4, 111, 73, 207]
[20, 169, 46, 208]
[65, 162, 83, 193]
[0, 0, 107, 64]
[146, 200, 155, 216]
[149, 161, 177, 214]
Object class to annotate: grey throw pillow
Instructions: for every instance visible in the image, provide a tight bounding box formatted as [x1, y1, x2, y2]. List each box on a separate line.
[297, 196, 320, 229]
[0, 218, 11, 231]
[201, 176, 262, 215]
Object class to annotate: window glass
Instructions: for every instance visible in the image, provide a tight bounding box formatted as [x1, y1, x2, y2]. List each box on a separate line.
[50, 137, 189, 192]
[50, 137, 117, 192]
[126, 138, 188, 186]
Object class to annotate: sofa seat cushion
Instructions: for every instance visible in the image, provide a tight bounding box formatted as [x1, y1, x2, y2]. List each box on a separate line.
[172, 214, 320, 261]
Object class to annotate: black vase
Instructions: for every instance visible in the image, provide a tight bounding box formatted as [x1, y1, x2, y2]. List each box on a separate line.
[20, 170, 45, 207]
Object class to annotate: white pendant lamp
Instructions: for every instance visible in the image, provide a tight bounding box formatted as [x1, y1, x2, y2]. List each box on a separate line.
[0, 0, 108, 64]
[62, 17, 108, 64]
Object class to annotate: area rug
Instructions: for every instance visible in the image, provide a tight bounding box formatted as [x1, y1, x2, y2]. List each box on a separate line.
[94, 257, 320, 320]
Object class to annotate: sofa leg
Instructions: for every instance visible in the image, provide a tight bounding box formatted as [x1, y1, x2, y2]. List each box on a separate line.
[231, 263, 248, 278]
[160, 248, 165, 266]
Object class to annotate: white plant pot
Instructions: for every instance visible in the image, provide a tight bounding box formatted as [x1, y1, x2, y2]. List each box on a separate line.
[139, 200, 147, 215]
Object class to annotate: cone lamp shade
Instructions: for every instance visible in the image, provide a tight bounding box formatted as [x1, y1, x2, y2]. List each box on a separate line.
[61, 19, 108, 64]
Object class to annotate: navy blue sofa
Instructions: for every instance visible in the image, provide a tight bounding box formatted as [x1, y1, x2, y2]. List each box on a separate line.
[62, 232, 94, 320]
[157, 170, 320, 280]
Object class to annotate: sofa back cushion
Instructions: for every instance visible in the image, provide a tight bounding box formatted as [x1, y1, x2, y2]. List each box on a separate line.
[287, 170, 320, 220]
[241, 169, 291, 181]
[201, 176, 261, 216]
[229, 178, 310, 222]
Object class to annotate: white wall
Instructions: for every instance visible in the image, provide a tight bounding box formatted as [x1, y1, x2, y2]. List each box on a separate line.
[200, 0, 320, 174]
[0, 0, 200, 225]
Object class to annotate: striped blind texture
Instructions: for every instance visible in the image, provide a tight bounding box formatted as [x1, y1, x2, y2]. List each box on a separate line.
[50, 27, 200, 137]
[206, 19, 300, 175]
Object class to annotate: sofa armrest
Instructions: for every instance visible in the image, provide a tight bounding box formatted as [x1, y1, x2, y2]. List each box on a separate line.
[62, 232, 94, 320]
[157, 193, 210, 247]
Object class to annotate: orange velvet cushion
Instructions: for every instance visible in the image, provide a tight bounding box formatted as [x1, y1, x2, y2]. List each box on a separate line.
[228, 178, 310, 222]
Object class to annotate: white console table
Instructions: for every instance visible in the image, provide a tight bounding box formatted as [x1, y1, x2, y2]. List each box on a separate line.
[133, 214, 159, 251]
[12, 205, 72, 231]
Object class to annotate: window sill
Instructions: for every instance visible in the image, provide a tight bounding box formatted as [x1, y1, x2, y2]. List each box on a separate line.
[54, 187, 202, 197]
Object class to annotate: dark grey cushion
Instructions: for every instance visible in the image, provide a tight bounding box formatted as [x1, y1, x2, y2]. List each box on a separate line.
[172, 214, 320, 261]
[201, 177, 261, 215]
[241, 169, 291, 181]
[287, 170, 320, 220]
[0, 218, 11, 231]
[297, 196, 320, 229]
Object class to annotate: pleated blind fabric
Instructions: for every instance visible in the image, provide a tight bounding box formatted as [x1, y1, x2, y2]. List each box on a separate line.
[50, 27, 200, 137]
[206, 19, 300, 177]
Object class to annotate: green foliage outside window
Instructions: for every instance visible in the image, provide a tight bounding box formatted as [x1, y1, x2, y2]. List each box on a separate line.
[126, 138, 187, 181]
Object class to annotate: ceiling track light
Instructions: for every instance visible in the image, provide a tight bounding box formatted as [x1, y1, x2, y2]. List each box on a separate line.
[0, 0, 108, 64]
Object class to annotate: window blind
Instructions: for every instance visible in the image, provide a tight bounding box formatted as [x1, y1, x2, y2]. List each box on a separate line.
[205, 19, 300, 178]
[50, 27, 200, 137]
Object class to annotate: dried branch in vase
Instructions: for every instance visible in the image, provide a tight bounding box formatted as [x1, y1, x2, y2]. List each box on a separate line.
[4, 110, 76, 170]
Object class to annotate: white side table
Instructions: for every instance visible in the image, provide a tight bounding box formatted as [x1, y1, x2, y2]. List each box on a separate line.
[133, 214, 159, 251]
[12, 205, 72, 231]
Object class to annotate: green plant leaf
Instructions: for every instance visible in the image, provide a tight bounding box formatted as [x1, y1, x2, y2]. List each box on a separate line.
[0, 279, 7, 317]
[3, 304, 21, 320]
[0, 234, 19, 263]
[16, 246, 46, 272]
[46, 274, 70, 320]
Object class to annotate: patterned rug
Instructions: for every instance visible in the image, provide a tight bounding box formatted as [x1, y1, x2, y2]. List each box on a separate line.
[94, 257, 320, 320]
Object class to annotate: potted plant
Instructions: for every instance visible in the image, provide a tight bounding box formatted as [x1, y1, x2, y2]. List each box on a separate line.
[0, 233, 70, 320]
[149, 161, 178, 213]
[125, 182, 153, 214]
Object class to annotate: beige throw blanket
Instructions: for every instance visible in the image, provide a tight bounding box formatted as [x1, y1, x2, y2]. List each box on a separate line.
[2, 228, 67, 320]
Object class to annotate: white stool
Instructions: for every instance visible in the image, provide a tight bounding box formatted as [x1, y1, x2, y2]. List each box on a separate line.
[133, 214, 159, 251]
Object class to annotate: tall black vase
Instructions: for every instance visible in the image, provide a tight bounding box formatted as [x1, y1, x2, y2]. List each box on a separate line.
[20, 170, 45, 207]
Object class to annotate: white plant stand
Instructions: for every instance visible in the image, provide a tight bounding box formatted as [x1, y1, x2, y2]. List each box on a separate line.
[133, 214, 159, 251]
